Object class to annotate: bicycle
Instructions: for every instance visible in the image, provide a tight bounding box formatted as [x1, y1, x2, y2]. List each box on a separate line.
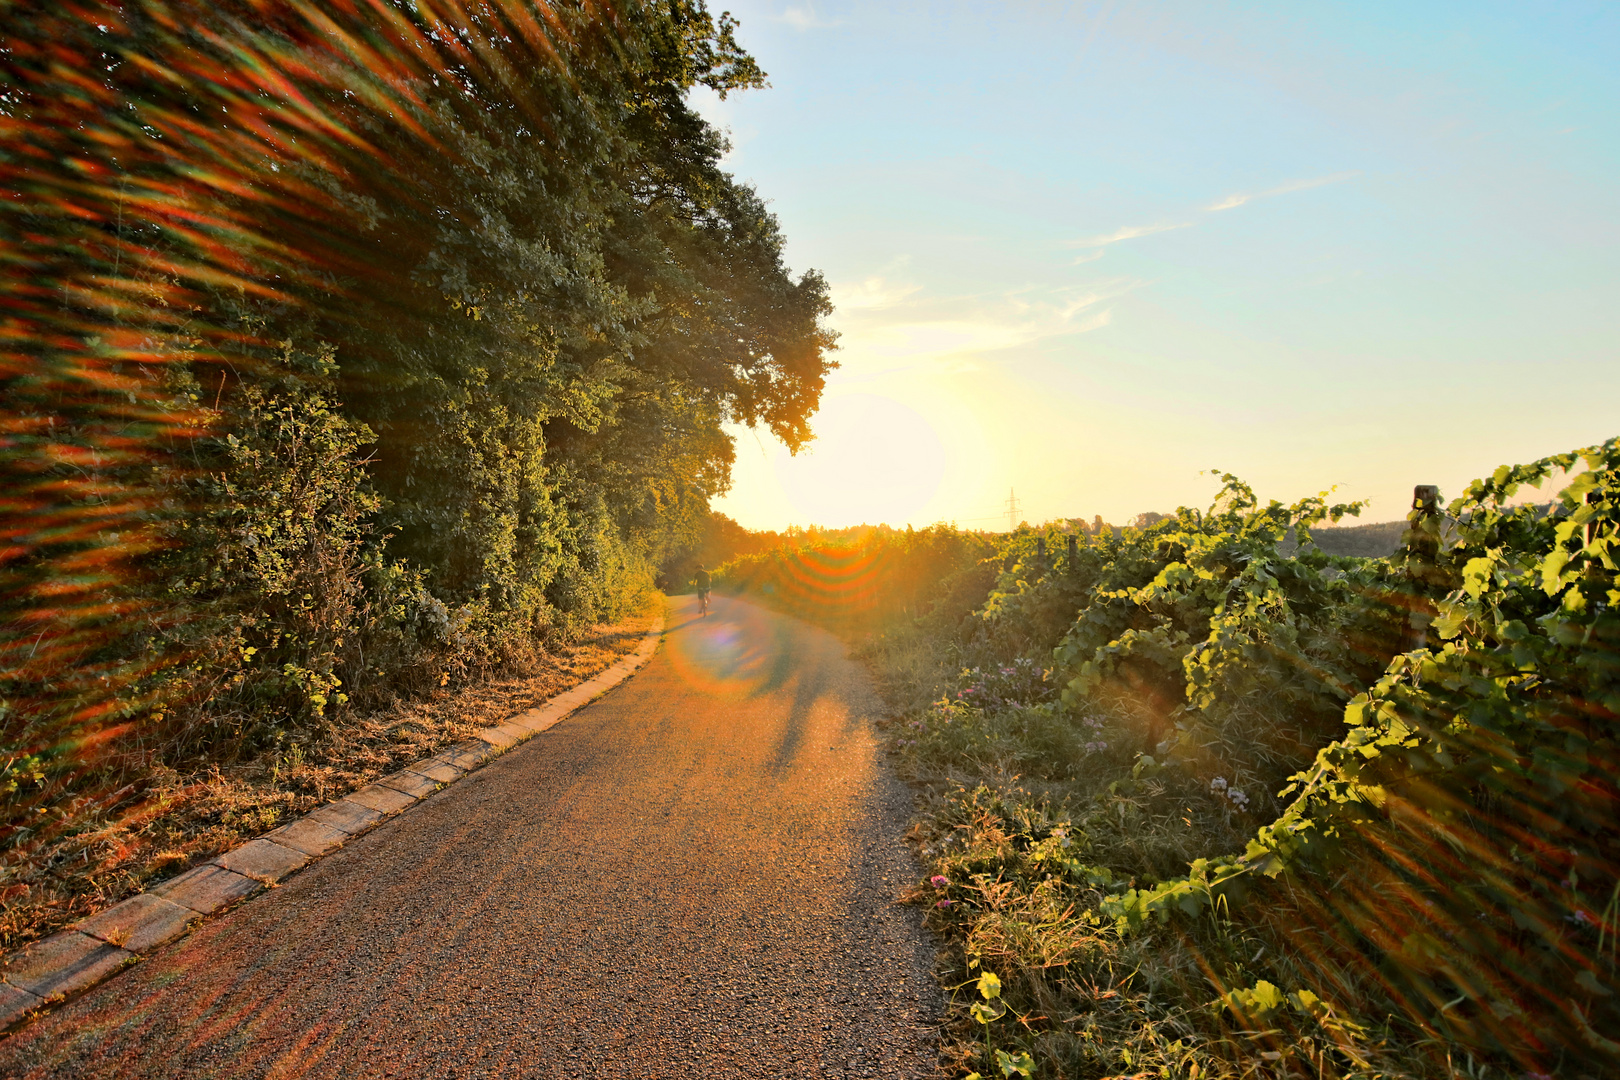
[692, 565, 712, 617]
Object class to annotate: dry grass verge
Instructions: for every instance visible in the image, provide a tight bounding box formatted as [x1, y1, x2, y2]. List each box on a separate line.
[0, 602, 660, 953]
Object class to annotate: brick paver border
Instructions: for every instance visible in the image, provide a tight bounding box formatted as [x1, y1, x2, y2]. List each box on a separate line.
[0, 607, 667, 1030]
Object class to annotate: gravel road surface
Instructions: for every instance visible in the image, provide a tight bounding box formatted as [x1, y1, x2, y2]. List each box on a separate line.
[0, 596, 942, 1079]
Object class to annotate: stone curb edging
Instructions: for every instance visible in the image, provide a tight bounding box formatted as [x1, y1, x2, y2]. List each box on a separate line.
[0, 607, 667, 1032]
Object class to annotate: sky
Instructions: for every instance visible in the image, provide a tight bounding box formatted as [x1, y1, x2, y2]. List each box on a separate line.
[696, 1, 1620, 531]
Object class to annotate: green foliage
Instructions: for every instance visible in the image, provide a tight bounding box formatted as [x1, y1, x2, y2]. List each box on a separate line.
[136, 350, 445, 756]
[915, 485, 1386, 817]
[1175, 439, 1618, 1067]
[2, 2, 833, 848]
[1049, 476, 1375, 769]
[912, 782, 1396, 1079]
[190, 363, 376, 718]
[713, 524, 996, 634]
[199, 0, 826, 704]
[658, 510, 793, 594]
[308, 0, 834, 623]
[872, 448, 1619, 1079]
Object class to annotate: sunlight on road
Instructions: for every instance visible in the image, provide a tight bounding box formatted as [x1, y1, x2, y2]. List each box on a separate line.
[663, 597, 792, 699]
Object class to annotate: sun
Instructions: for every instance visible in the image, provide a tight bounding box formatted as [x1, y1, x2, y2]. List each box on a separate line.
[772, 392, 947, 526]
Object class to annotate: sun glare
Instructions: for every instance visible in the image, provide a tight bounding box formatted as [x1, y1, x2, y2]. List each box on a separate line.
[772, 392, 947, 526]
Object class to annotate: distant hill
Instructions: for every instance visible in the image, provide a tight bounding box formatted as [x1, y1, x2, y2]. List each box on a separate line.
[1308, 519, 1408, 558]
[1056, 512, 1410, 558]
[1306, 501, 1556, 558]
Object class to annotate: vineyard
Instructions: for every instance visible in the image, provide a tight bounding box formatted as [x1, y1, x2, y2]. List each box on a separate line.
[716, 441, 1619, 1079]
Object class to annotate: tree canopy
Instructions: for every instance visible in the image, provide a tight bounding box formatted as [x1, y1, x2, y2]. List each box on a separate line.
[0, 0, 832, 823]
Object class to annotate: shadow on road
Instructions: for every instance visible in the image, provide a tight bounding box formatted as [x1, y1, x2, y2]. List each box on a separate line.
[0, 590, 940, 1080]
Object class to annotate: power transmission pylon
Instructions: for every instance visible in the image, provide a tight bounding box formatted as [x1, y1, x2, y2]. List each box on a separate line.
[1005, 487, 1020, 532]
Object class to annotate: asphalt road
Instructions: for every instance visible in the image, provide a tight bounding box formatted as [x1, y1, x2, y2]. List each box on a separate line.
[0, 596, 942, 1079]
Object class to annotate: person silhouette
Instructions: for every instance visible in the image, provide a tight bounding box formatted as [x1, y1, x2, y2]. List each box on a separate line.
[692, 564, 712, 616]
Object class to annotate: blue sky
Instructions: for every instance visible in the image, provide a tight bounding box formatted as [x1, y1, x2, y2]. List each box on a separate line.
[698, 1, 1620, 529]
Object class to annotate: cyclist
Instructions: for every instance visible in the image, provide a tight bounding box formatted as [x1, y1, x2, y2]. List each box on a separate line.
[692, 564, 712, 616]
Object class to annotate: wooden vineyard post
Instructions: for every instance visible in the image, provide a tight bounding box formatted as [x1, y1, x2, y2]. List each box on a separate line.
[1400, 484, 1443, 652]
[1405, 484, 1441, 562]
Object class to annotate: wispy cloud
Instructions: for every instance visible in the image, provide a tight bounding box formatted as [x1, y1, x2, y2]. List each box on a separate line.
[1205, 170, 1360, 212]
[832, 281, 1137, 377]
[1058, 292, 1109, 322]
[1068, 221, 1190, 249]
[1064, 308, 1112, 333]
[830, 275, 920, 312]
[779, 6, 840, 30]
[1063, 173, 1361, 261]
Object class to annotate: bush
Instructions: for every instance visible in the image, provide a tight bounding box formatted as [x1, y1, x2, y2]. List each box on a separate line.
[714, 524, 996, 634]
[2, 1, 826, 864]
[872, 446, 1619, 1079]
